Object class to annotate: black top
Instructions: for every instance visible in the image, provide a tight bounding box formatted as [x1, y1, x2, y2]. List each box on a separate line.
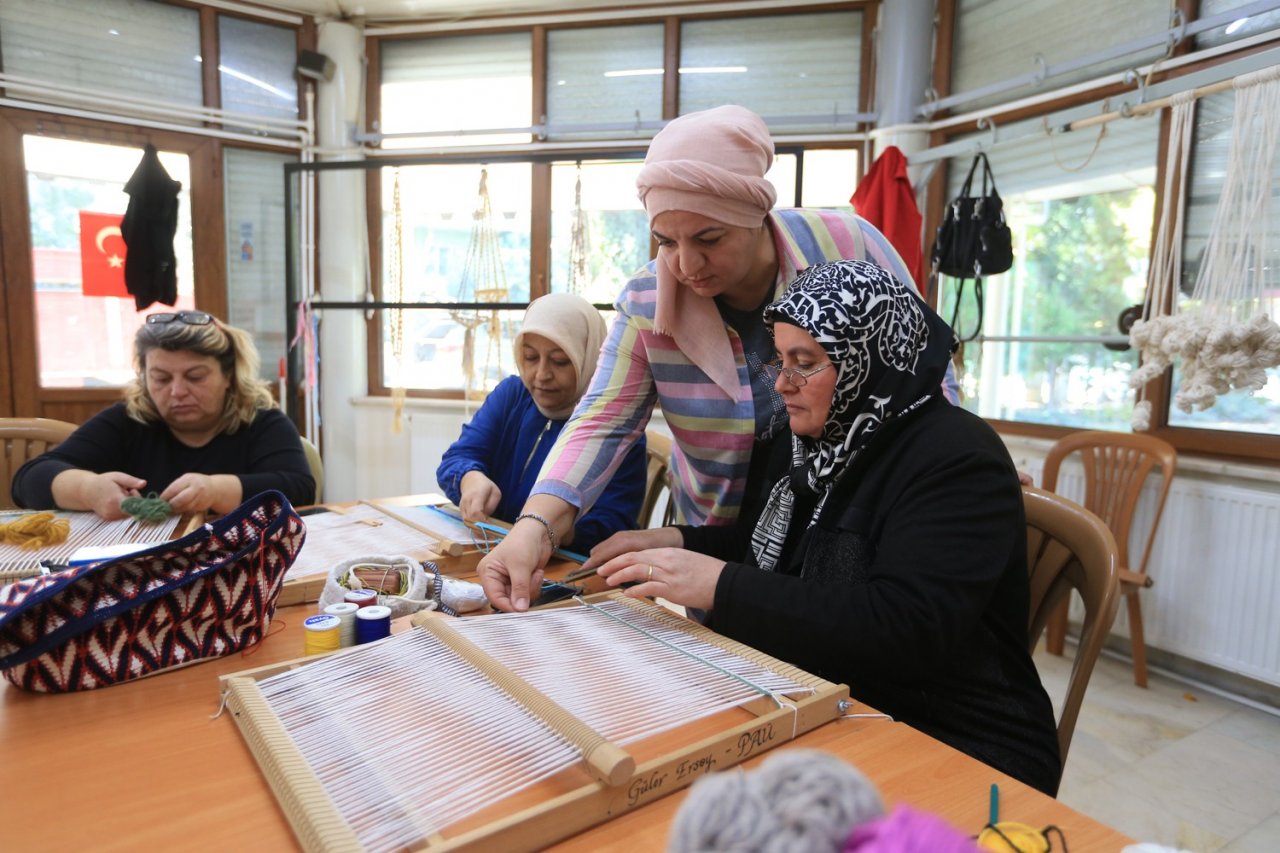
[682, 397, 1062, 795]
[11, 403, 315, 512]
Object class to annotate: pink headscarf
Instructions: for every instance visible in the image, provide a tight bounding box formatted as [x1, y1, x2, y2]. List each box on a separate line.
[636, 105, 778, 400]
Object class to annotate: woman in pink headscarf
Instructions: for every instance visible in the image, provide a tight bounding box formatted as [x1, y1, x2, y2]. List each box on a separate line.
[478, 105, 952, 612]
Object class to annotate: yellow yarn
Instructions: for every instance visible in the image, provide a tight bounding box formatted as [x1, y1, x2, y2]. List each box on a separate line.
[976, 821, 1051, 852]
[0, 512, 72, 550]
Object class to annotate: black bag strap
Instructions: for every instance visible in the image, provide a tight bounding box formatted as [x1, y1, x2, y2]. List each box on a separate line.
[947, 276, 985, 343]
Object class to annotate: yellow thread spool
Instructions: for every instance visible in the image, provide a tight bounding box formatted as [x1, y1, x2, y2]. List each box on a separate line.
[303, 614, 342, 656]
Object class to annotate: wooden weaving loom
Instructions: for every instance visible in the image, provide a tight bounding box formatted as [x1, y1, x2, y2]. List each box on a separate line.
[221, 593, 849, 852]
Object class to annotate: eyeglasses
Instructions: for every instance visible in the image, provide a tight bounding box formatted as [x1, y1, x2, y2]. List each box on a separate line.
[146, 310, 213, 326]
[761, 360, 833, 388]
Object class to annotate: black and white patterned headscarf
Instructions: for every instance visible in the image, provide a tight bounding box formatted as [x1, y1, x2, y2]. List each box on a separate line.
[749, 260, 958, 572]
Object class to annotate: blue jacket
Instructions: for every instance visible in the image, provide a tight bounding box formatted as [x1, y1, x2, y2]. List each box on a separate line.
[436, 376, 647, 552]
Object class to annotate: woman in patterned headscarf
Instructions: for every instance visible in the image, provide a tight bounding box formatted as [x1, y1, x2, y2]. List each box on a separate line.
[596, 259, 1062, 796]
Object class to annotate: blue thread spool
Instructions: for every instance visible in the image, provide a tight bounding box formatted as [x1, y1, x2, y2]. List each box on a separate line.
[355, 605, 392, 644]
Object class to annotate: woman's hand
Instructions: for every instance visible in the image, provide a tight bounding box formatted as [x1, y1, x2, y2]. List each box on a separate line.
[582, 527, 683, 571]
[476, 521, 549, 612]
[77, 471, 145, 520]
[459, 470, 502, 523]
[160, 473, 241, 515]
[596, 547, 726, 611]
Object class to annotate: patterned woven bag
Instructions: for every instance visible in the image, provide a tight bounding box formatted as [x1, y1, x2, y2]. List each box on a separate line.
[0, 490, 306, 693]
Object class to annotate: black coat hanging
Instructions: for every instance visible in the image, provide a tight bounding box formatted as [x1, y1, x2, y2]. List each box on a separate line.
[121, 143, 182, 310]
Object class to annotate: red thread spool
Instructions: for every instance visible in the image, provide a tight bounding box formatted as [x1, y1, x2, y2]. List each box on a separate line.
[344, 589, 378, 609]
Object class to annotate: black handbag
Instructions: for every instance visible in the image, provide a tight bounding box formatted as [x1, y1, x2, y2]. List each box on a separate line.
[930, 152, 1013, 342]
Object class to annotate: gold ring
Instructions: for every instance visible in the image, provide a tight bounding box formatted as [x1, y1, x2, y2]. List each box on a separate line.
[647, 564, 654, 581]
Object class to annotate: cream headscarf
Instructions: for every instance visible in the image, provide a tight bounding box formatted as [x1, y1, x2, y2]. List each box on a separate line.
[636, 105, 778, 401]
[513, 293, 608, 419]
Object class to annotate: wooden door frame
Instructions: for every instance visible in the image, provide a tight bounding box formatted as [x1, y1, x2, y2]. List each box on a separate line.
[0, 107, 227, 422]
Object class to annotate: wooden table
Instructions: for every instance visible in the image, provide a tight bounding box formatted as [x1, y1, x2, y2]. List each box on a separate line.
[0, 508, 1133, 852]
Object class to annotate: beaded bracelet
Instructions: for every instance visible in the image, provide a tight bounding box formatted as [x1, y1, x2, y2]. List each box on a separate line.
[515, 512, 559, 553]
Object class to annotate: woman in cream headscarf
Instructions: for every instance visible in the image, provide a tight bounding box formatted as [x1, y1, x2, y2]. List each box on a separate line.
[436, 293, 647, 552]
[479, 105, 953, 612]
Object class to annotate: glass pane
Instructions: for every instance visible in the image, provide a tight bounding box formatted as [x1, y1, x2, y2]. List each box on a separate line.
[219, 16, 299, 121]
[381, 33, 532, 148]
[769, 153, 798, 208]
[25, 135, 194, 388]
[1169, 90, 1280, 434]
[0, 0, 202, 108]
[546, 24, 664, 141]
[549, 160, 648, 304]
[800, 149, 860, 209]
[380, 164, 531, 391]
[679, 12, 862, 133]
[225, 148, 295, 382]
[947, 186, 1156, 428]
[1195, 0, 1280, 48]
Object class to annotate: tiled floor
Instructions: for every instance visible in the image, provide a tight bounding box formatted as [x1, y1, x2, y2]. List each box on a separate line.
[1033, 646, 1280, 851]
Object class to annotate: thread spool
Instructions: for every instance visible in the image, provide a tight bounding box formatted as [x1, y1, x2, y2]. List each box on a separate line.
[324, 602, 359, 648]
[355, 605, 392, 644]
[344, 589, 378, 609]
[303, 614, 342, 656]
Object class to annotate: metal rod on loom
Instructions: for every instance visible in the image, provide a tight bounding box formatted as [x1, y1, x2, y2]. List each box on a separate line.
[421, 618, 636, 787]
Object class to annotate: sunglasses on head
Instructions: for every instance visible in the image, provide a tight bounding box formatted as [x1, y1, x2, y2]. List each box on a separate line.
[146, 310, 214, 326]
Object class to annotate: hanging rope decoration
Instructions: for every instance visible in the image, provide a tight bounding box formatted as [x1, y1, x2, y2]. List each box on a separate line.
[1129, 67, 1280, 420]
[451, 168, 512, 401]
[389, 168, 407, 434]
[120, 493, 174, 523]
[0, 512, 71, 550]
[568, 163, 591, 296]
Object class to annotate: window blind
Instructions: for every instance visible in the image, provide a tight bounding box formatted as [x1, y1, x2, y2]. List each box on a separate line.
[224, 147, 294, 378]
[545, 24, 664, 141]
[679, 11, 861, 131]
[0, 0, 202, 107]
[380, 33, 531, 144]
[951, 0, 1170, 113]
[219, 16, 298, 121]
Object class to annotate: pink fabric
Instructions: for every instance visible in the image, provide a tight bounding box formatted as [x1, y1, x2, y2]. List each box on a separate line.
[843, 805, 981, 853]
[636, 106, 778, 401]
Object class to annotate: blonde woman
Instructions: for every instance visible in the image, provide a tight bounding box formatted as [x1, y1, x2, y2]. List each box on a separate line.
[12, 311, 314, 518]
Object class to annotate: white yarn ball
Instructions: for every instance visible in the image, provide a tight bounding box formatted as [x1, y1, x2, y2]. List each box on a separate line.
[754, 751, 884, 853]
[668, 770, 781, 853]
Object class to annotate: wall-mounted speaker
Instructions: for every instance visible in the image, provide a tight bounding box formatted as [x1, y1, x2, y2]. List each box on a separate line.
[296, 49, 335, 83]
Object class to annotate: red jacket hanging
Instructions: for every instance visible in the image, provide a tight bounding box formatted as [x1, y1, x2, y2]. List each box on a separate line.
[850, 146, 925, 293]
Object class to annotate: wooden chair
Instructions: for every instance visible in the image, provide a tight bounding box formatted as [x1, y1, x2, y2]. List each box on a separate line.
[1024, 486, 1121, 771]
[300, 436, 324, 505]
[1041, 430, 1176, 687]
[0, 417, 79, 510]
[638, 429, 676, 528]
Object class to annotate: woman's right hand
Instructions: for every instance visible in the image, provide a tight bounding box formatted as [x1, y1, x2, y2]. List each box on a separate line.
[582, 527, 683, 571]
[476, 521, 550, 612]
[81, 471, 146, 520]
[458, 470, 502, 523]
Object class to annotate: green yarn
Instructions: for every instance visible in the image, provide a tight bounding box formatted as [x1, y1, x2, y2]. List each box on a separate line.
[120, 492, 173, 523]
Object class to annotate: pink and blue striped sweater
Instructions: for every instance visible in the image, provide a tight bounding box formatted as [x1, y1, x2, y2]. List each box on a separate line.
[532, 208, 953, 526]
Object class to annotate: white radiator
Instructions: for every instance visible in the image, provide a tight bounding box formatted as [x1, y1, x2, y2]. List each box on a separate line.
[1023, 459, 1280, 688]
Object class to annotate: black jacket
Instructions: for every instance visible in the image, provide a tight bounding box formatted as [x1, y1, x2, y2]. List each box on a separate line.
[683, 397, 1062, 795]
[121, 143, 181, 310]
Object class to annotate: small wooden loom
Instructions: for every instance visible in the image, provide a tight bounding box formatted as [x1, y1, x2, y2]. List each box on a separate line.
[0, 510, 187, 583]
[221, 593, 849, 852]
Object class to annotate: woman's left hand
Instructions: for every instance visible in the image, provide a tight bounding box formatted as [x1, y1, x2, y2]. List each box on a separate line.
[160, 473, 233, 514]
[596, 547, 726, 611]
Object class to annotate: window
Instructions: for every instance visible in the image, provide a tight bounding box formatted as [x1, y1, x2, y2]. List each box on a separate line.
[545, 25, 664, 141]
[381, 33, 532, 147]
[379, 163, 531, 392]
[219, 17, 299, 121]
[24, 135, 195, 388]
[0, 0, 202, 108]
[1168, 91, 1280, 436]
[549, 160, 648, 302]
[679, 12, 862, 131]
[943, 113, 1158, 429]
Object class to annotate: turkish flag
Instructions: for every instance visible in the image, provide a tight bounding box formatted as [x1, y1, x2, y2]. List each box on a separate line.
[79, 211, 129, 298]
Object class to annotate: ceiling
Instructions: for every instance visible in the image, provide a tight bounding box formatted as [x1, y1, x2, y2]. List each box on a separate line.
[252, 0, 718, 24]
